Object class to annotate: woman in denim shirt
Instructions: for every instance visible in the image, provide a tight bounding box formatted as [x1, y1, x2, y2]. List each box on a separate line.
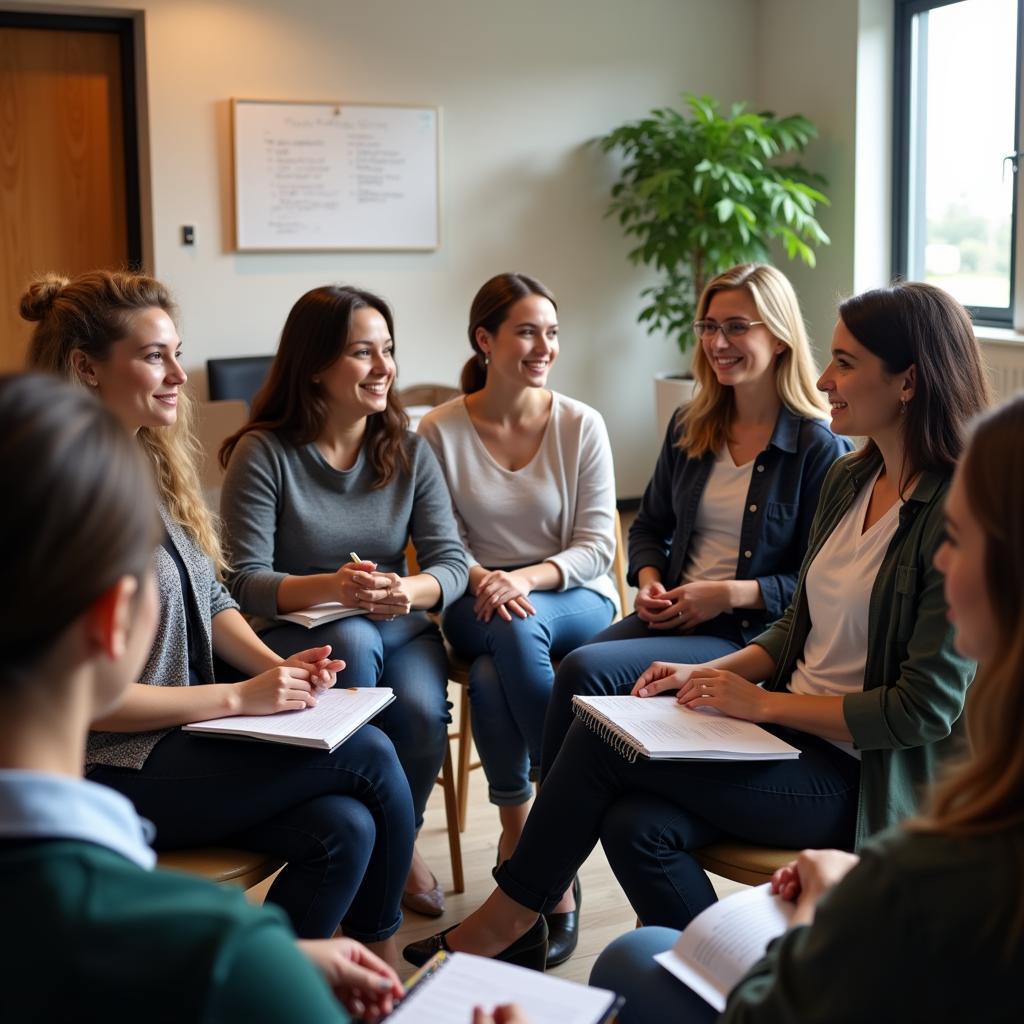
[542, 263, 850, 773]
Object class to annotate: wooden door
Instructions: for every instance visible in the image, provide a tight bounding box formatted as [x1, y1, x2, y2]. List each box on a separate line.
[0, 18, 137, 370]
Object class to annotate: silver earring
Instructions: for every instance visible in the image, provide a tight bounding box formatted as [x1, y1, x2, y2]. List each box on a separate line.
[480, 353, 489, 367]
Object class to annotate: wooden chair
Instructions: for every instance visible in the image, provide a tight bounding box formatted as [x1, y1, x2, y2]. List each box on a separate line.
[694, 842, 800, 886]
[447, 509, 631, 832]
[157, 847, 284, 889]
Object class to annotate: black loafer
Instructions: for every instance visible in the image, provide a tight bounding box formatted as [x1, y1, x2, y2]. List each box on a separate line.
[544, 875, 581, 968]
[403, 915, 549, 971]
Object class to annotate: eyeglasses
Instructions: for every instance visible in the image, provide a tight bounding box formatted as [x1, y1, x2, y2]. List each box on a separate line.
[692, 319, 765, 341]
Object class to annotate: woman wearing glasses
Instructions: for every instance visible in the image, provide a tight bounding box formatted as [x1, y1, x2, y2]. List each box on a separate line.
[404, 279, 985, 969]
[540, 263, 850, 776]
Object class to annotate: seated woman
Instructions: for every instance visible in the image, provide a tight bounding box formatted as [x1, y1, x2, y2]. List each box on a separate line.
[219, 285, 469, 918]
[24, 272, 414, 965]
[418, 273, 618, 963]
[591, 392, 1024, 1023]
[540, 262, 851, 777]
[404, 280, 988, 968]
[0, 372, 403, 1023]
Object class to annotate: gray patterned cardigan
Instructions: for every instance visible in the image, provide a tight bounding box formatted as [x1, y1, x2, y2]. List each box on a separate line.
[86, 504, 238, 772]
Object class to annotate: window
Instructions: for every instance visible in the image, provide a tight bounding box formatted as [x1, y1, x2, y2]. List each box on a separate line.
[894, 0, 1023, 327]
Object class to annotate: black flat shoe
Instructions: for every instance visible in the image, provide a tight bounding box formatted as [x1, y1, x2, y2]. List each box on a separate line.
[403, 915, 549, 971]
[544, 875, 581, 968]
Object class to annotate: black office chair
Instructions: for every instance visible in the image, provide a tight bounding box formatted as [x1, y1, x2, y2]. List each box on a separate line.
[206, 356, 274, 405]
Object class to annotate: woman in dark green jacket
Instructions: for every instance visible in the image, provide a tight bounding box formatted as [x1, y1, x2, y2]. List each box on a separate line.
[0, 373, 401, 1023]
[405, 281, 990, 969]
[591, 390, 1024, 1024]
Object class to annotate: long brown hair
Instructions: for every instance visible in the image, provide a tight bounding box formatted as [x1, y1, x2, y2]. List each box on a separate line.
[911, 396, 1024, 938]
[462, 273, 558, 394]
[220, 285, 410, 487]
[20, 271, 225, 573]
[838, 281, 992, 487]
[0, 372, 159, 691]
[678, 263, 828, 458]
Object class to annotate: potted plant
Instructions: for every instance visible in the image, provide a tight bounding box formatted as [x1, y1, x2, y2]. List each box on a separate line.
[599, 93, 831, 435]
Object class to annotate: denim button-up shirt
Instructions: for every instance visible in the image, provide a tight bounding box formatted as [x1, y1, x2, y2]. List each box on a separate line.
[628, 405, 852, 644]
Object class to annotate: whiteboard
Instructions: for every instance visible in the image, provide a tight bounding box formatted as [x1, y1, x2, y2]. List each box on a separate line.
[232, 99, 440, 251]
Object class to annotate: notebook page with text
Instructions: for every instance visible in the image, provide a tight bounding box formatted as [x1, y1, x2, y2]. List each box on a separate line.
[654, 883, 795, 1011]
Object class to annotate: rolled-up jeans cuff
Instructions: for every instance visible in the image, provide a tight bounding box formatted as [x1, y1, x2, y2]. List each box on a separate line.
[341, 912, 404, 944]
[493, 862, 564, 914]
[488, 783, 534, 807]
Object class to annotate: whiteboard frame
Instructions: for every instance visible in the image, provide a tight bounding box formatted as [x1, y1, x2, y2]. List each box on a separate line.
[231, 98, 442, 253]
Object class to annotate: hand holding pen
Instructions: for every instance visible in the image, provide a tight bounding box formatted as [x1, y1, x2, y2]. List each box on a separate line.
[334, 552, 410, 619]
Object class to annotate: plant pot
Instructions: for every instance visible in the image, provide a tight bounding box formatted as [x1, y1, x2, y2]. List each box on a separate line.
[654, 371, 697, 440]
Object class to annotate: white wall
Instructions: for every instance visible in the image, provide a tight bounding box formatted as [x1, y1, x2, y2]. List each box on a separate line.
[17, 0, 763, 496]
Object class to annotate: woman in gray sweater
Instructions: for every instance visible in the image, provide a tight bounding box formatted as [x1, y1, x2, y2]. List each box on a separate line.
[23, 271, 415, 968]
[220, 284, 469, 918]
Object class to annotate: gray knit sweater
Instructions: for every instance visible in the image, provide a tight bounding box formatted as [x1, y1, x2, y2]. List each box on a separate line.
[220, 429, 468, 623]
[86, 504, 238, 772]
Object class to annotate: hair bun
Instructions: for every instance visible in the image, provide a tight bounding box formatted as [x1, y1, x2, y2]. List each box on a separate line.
[19, 274, 71, 322]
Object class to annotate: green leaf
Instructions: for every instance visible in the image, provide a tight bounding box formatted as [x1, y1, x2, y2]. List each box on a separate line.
[716, 198, 735, 223]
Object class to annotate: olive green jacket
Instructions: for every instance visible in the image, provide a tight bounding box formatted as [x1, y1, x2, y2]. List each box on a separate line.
[754, 449, 975, 846]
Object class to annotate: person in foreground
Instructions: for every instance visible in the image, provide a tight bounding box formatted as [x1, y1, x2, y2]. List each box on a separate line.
[590, 393, 1024, 1023]
[219, 284, 468, 918]
[24, 272, 414, 962]
[0, 372, 403, 1023]
[540, 262, 850, 776]
[403, 280, 987, 969]
[419, 272, 619, 965]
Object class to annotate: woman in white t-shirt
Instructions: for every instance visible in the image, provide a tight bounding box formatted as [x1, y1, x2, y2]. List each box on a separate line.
[418, 273, 618, 963]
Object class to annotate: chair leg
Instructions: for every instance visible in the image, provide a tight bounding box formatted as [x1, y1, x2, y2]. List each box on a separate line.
[456, 685, 473, 833]
[441, 741, 465, 893]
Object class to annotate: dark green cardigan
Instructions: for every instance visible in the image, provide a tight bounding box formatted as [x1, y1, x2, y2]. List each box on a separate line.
[0, 839, 349, 1023]
[754, 449, 975, 846]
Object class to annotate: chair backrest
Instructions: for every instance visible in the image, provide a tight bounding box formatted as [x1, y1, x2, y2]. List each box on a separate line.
[611, 509, 629, 615]
[207, 355, 274, 404]
[398, 382, 460, 431]
[194, 399, 249, 509]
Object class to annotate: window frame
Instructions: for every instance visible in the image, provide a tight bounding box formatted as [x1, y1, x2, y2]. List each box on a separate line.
[892, 0, 1024, 328]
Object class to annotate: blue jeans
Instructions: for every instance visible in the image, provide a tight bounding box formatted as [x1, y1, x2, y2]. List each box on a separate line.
[89, 725, 415, 941]
[590, 927, 716, 1024]
[262, 611, 449, 828]
[443, 589, 614, 805]
[495, 718, 858, 928]
[540, 613, 744, 778]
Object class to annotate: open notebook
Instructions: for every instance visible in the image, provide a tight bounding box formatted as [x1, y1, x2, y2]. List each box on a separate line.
[572, 695, 800, 762]
[275, 602, 368, 628]
[183, 688, 393, 751]
[655, 882, 794, 1011]
[387, 952, 621, 1024]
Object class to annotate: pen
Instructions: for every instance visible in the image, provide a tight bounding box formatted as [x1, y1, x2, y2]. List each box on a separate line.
[349, 552, 361, 563]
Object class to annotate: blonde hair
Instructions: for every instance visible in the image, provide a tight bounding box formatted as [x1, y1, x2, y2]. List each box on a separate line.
[21, 271, 226, 575]
[677, 263, 829, 458]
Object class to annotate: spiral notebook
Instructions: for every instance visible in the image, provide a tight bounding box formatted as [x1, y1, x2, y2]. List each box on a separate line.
[571, 695, 800, 763]
[387, 952, 621, 1023]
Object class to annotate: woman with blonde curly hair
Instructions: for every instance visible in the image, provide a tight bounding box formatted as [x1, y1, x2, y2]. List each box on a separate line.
[23, 271, 415, 966]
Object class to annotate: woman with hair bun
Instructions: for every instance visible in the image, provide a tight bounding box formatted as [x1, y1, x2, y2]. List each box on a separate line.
[219, 284, 469, 919]
[418, 272, 619, 966]
[23, 271, 415, 966]
[0, 371, 402, 1022]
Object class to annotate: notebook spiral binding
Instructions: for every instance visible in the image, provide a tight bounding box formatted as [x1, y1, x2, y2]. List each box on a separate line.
[573, 703, 640, 763]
